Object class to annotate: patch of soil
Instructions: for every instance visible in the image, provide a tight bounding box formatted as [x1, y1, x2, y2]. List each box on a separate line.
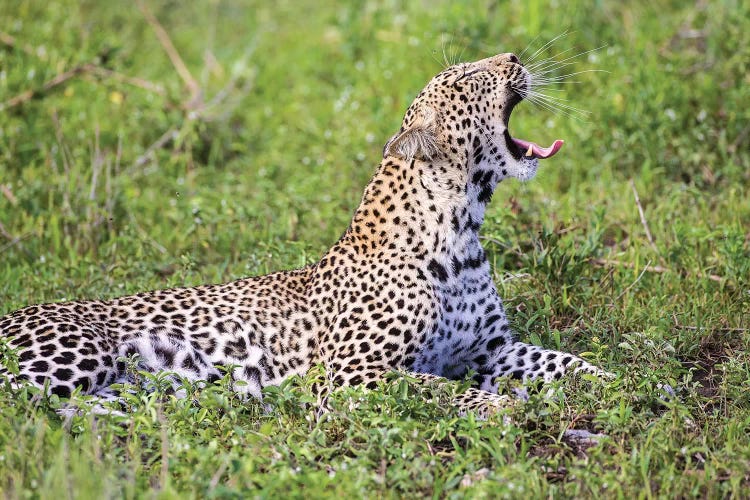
[681, 335, 730, 399]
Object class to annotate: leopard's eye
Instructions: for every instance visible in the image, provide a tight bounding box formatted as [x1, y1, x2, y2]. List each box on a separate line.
[452, 68, 480, 88]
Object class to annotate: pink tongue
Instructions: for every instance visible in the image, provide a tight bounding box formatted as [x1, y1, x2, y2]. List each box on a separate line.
[512, 138, 564, 159]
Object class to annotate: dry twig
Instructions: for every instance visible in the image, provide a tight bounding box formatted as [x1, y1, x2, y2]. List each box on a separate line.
[0, 221, 31, 255]
[89, 66, 166, 95]
[672, 315, 748, 333]
[0, 30, 37, 57]
[4, 8, 254, 174]
[1, 65, 89, 110]
[0, 63, 164, 111]
[479, 235, 525, 257]
[592, 258, 668, 274]
[136, 0, 202, 108]
[132, 126, 179, 170]
[615, 259, 651, 301]
[0, 221, 16, 242]
[591, 258, 724, 283]
[1, 185, 18, 205]
[629, 179, 659, 254]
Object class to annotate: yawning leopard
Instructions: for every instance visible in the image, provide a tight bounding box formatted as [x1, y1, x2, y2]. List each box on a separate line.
[0, 52, 609, 415]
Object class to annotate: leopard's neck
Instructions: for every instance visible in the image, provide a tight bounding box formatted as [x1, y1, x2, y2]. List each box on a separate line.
[344, 156, 499, 279]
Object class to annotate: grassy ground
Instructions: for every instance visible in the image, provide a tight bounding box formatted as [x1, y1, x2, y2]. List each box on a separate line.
[1, 0, 748, 497]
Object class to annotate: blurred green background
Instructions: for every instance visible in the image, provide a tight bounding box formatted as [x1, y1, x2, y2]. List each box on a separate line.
[1, 1, 746, 304]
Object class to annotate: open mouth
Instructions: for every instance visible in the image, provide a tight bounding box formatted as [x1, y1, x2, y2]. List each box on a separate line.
[505, 132, 564, 160]
[502, 102, 564, 161]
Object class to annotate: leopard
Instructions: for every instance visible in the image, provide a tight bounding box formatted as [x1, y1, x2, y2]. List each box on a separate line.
[0, 52, 610, 416]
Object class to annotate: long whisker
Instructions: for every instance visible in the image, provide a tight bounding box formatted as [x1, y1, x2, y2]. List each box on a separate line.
[527, 46, 607, 74]
[523, 30, 571, 65]
[529, 59, 586, 76]
[442, 34, 450, 68]
[512, 81, 591, 120]
[430, 48, 446, 69]
[530, 69, 610, 85]
[518, 32, 544, 61]
[451, 37, 462, 66]
[525, 93, 591, 116]
[524, 95, 590, 121]
[456, 37, 468, 65]
[513, 34, 604, 123]
[525, 47, 577, 71]
[523, 31, 570, 65]
[525, 90, 581, 105]
[525, 87, 581, 102]
[526, 85, 568, 91]
[531, 69, 611, 79]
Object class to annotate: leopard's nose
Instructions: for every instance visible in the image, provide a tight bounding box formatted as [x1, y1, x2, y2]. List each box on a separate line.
[492, 53, 521, 66]
[483, 52, 523, 68]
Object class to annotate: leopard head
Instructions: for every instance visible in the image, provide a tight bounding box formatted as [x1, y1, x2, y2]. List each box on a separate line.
[383, 52, 562, 184]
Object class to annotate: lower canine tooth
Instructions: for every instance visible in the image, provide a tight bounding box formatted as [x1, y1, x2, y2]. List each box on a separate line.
[525, 145, 534, 157]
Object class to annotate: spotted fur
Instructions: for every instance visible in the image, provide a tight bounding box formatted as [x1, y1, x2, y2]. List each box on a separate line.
[0, 53, 608, 415]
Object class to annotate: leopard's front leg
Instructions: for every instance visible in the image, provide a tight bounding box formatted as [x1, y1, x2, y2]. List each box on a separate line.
[325, 367, 514, 419]
[476, 340, 613, 393]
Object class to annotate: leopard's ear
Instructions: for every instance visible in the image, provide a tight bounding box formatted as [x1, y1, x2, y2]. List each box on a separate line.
[383, 107, 440, 161]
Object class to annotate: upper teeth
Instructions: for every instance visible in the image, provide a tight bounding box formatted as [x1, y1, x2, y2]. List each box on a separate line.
[525, 145, 534, 157]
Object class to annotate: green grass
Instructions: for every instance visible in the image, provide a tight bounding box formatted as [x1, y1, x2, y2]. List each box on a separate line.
[1, 0, 749, 497]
